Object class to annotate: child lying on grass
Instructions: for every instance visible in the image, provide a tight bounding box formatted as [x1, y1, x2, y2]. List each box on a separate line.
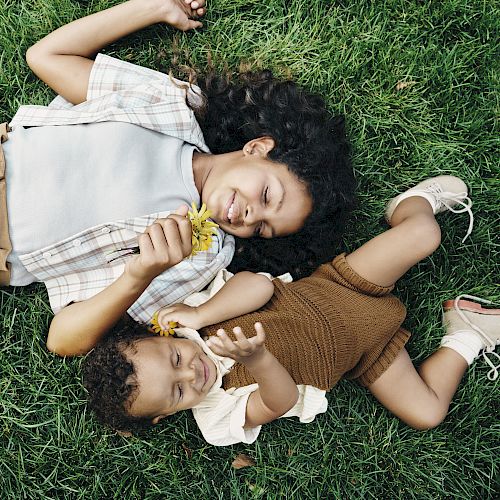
[82, 176, 499, 445]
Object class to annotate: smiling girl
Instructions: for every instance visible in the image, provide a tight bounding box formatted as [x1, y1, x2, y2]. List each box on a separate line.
[0, 0, 354, 352]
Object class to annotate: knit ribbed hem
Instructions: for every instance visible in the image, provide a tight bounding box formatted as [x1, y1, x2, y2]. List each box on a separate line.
[356, 327, 411, 386]
[332, 253, 394, 297]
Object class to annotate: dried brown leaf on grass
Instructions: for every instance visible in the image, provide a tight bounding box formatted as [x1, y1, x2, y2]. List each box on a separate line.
[182, 443, 193, 459]
[395, 80, 417, 91]
[231, 454, 256, 469]
[116, 430, 133, 438]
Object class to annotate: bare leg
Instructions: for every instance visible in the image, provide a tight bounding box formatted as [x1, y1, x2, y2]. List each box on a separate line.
[351, 180, 475, 426]
[346, 196, 441, 287]
[368, 347, 468, 429]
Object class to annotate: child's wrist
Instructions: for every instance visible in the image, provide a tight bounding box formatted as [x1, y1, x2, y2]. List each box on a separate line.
[241, 347, 271, 371]
[189, 306, 205, 330]
[194, 304, 213, 329]
[143, 0, 183, 25]
[122, 266, 153, 293]
[132, 0, 167, 25]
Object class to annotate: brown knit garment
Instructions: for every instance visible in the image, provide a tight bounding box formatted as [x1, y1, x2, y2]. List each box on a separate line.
[201, 253, 410, 390]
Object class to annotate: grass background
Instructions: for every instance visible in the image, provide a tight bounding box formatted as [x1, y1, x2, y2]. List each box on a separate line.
[0, 0, 499, 498]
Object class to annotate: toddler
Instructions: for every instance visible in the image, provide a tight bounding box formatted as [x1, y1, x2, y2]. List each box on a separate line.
[83, 176, 499, 445]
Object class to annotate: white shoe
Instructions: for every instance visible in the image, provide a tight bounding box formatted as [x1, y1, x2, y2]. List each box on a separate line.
[385, 175, 474, 242]
[442, 295, 500, 380]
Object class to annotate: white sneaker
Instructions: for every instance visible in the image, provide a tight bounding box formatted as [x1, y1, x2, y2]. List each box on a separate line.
[385, 175, 474, 242]
[442, 295, 500, 380]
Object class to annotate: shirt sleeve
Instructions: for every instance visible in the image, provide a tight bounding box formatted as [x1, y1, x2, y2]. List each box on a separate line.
[192, 385, 262, 446]
[127, 231, 235, 324]
[87, 54, 204, 106]
[191, 384, 328, 446]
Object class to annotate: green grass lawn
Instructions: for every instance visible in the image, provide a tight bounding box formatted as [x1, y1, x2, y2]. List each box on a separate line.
[1, 0, 499, 498]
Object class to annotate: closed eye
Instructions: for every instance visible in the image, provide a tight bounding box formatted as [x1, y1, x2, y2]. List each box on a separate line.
[176, 351, 181, 366]
[263, 186, 269, 205]
[178, 384, 183, 400]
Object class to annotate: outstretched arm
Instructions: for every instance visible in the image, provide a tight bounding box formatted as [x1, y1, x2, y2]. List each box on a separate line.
[26, 0, 205, 104]
[207, 324, 299, 428]
[47, 209, 192, 357]
[155, 271, 275, 331]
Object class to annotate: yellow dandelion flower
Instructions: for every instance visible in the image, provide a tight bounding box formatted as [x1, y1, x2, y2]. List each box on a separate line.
[188, 202, 219, 256]
[149, 311, 177, 336]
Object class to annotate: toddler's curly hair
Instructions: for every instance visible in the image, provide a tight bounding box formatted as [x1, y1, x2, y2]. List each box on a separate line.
[82, 322, 155, 433]
[193, 70, 357, 279]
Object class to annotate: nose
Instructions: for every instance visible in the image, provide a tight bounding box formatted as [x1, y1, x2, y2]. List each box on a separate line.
[244, 204, 263, 226]
[178, 363, 197, 386]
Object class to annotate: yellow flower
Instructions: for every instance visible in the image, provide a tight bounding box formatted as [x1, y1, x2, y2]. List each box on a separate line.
[188, 201, 219, 256]
[149, 311, 177, 336]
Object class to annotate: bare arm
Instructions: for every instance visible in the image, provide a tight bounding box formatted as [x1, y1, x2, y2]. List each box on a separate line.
[207, 324, 299, 429]
[47, 210, 192, 357]
[26, 0, 204, 105]
[155, 272, 274, 331]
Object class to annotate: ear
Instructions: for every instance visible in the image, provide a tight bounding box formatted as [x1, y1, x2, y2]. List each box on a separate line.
[151, 414, 168, 425]
[243, 136, 275, 157]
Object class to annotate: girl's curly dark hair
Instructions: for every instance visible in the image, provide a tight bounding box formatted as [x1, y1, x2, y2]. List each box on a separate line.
[81, 321, 154, 433]
[192, 70, 356, 279]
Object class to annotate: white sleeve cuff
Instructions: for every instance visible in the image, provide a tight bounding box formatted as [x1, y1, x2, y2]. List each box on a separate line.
[228, 391, 262, 444]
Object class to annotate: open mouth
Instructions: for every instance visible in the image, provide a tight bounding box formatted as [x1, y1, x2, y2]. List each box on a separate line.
[224, 193, 236, 223]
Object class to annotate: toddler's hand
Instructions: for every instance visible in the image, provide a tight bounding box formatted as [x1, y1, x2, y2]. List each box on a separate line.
[156, 303, 203, 330]
[206, 323, 267, 367]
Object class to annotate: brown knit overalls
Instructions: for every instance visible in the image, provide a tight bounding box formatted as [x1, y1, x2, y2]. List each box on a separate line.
[201, 253, 410, 390]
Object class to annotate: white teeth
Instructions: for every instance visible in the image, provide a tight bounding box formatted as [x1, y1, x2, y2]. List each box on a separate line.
[228, 202, 234, 221]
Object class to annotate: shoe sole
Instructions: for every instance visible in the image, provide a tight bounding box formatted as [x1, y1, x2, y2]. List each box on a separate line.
[442, 299, 500, 315]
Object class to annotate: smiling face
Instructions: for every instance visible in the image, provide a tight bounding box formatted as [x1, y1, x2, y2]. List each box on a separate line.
[124, 336, 217, 423]
[198, 138, 313, 239]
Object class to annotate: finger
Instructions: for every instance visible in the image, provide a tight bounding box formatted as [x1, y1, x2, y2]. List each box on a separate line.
[137, 232, 154, 256]
[206, 336, 226, 355]
[157, 308, 173, 327]
[148, 220, 186, 266]
[232, 327, 253, 351]
[166, 214, 192, 256]
[216, 329, 239, 353]
[174, 204, 189, 217]
[253, 322, 266, 344]
[185, 0, 205, 9]
[147, 222, 170, 253]
[179, 19, 203, 31]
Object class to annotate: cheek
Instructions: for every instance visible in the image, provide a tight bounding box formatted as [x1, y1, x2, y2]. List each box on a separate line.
[223, 224, 254, 238]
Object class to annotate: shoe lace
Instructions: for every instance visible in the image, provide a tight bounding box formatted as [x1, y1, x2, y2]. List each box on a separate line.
[427, 184, 474, 242]
[454, 294, 500, 380]
[482, 351, 500, 381]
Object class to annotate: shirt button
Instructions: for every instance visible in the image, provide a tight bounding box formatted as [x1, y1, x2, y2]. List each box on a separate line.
[101, 227, 111, 234]
[42, 251, 52, 259]
[73, 239, 81, 247]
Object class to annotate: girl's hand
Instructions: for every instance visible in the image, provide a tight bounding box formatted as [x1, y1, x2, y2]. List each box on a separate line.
[156, 303, 203, 330]
[125, 205, 192, 283]
[155, 0, 206, 31]
[206, 323, 267, 367]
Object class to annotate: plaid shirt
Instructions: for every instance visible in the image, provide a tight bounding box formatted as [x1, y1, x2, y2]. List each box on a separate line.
[10, 54, 234, 323]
